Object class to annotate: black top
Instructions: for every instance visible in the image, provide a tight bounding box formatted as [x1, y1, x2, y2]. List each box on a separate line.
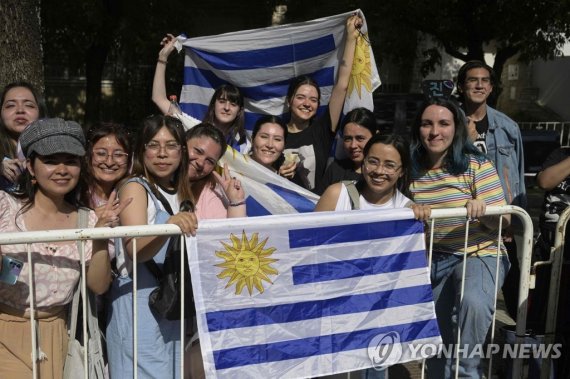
[317, 158, 362, 195]
[539, 147, 570, 244]
[284, 109, 334, 194]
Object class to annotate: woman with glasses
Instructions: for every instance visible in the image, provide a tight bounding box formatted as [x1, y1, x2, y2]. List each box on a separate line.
[80, 122, 132, 228]
[409, 98, 510, 378]
[315, 133, 415, 212]
[79, 122, 133, 339]
[106, 115, 197, 379]
[152, 35, 250, 153]
[314, 133, 427, 379]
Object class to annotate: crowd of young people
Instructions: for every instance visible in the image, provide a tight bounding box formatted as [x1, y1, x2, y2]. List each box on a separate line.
[0, 13, 523, 378]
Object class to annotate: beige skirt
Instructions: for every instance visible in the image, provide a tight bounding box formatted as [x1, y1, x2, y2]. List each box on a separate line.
[0, 305, 68, 379]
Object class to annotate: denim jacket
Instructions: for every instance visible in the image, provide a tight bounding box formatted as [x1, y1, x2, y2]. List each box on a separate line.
[485, 106, 527, 209]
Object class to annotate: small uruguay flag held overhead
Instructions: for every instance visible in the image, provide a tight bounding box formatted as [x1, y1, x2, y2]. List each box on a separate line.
[175, 9, 381, 131]
[188, 208, 442, 378]
[219, 148, 319, 216]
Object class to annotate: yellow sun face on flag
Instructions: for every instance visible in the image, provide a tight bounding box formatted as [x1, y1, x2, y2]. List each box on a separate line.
[348, 34, 373, 99]
[215, 231, 278, 296]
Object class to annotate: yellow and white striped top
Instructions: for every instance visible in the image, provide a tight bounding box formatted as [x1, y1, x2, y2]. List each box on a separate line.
[411, 156, 506, 256]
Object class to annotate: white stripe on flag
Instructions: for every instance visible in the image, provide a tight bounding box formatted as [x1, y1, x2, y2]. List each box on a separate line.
[177, 9, 380, 130]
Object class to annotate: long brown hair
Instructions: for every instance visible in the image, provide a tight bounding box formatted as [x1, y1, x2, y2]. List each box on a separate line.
[203, 84, 247, 145]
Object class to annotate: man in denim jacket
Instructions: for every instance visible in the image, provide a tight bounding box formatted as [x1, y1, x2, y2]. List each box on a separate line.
[457, 60, 526, 320]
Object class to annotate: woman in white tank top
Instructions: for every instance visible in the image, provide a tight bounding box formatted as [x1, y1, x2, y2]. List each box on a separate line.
[315, 134, 429, 217]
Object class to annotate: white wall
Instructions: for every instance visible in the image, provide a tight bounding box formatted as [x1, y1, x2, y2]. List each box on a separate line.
[532, 56, 570, 120]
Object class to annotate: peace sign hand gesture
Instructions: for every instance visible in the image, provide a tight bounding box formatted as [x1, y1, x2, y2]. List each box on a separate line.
[212, 163, 245, 205]
[95, 190, 133, 228]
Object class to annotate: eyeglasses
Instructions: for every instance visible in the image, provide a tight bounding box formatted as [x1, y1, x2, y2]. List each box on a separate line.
[92, 149, 129, 164]
[364, 158, 401, 174]
[145, 141, 181, 154]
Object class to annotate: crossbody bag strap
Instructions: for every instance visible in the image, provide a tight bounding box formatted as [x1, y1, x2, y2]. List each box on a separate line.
[128, 177, 173, 279]
[69, 207, 90, 337]
[342, 180, 360, 210]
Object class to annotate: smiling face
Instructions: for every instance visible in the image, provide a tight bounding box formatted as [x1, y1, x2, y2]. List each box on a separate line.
[1, 86, 40, 138]
[251, 122, 285, 169]
[343, 122, 374, 167]
[90, 134, 129, 191]
[419, 104, 456, 168]
[235, 250, 260, 277]
[214, 95, 241, 128]
[28, 153, 81, 197]
[186, 136, 222, 182]
[362, 143, 403, 204]
[143, 126, 182, 187]
[288, 84, 319, 123]
[460, 67, 493, 106]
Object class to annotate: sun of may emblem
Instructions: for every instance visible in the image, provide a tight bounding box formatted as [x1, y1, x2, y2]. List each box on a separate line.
[347, 33, 373, 99]
[215, 231, 278, 296]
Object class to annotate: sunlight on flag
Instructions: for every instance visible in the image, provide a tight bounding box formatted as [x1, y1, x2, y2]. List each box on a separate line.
[174, 9, 380, 131]
[219, 147, 319, 216]
[188, 209, 442, 378]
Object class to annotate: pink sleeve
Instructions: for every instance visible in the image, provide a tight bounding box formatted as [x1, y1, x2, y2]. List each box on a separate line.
[0, 192, 10, 233]
[195, 185, 228, 220]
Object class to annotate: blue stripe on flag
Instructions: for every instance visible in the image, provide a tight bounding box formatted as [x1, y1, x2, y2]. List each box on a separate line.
[213, 318, 441, 370]
[206, 284, 433, 332]
[181, 103, 207, 121]
[266, 183, 315, 213]
[292, 250, 427, 285]
[183, 67, 335, 101]
[289, 219, 424, 248]
[245, 196, 272, 217]
[187, 34, 336, 71]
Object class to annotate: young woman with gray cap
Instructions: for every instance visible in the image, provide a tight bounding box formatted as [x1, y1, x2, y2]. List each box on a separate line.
[0, 118, 125, 378]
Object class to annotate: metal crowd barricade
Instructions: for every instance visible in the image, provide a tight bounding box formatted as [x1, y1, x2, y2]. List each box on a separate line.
[536, 206, 570, 379]
[417, 205, 534, 379]
[0, 224, 185, 379]
[0, 205, 534, 379]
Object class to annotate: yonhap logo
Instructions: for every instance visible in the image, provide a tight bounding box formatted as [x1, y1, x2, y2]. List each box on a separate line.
[367, 331, 403, 369]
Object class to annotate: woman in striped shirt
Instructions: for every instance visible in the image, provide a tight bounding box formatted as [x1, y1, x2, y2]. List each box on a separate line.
[409, 98, 510, 379]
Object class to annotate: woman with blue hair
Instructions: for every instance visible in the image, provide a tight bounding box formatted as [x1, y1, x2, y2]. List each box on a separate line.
[409, 98, 510, 378]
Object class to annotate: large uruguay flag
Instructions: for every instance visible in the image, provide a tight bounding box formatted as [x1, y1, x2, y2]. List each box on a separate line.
[176, 9, 380, 130]
[189, 208, 442, 378]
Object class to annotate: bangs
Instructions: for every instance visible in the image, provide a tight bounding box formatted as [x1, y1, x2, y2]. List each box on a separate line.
[218, 88, 243, 106]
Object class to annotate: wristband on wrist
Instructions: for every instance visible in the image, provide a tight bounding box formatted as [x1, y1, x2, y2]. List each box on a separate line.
[228, 200, 246, 207]
[157, 58, 168, 65]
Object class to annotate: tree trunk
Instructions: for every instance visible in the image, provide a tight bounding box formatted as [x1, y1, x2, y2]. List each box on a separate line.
[490, 46, 518, 108]
[83, 0, 122, 127]
[84, 43, 110, 127]
[0, 0, 44, 91]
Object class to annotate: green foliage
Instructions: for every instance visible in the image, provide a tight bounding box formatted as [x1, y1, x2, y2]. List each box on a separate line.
[372, 0, 570, 70]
